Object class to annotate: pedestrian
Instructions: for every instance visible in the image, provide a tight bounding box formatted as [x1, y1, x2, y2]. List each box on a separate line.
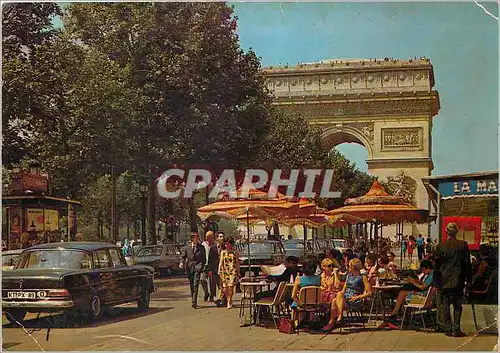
[434, 222, 472, 337]
[407, 236, 415, 264]
[180, 231, 206, 309]
[215, 232, 227, 307]
[201, 231, 219, 302]
[218, 237, 240, 309]
[402, 236, 407, 260]
[425, 236, 434, 255]
[416, 234, 425, 261]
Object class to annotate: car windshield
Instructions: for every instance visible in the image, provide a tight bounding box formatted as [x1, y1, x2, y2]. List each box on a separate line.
[248, 243, 274, 253]
[334, 240, 345, 248]
[2, 254, 20, 267]
[19, 250, 91, 269]
[284, 242, 304, 250]
[137, 246, 163, 257]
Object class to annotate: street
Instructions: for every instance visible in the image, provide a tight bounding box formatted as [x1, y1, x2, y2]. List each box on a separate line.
[2, 276, 497, 351]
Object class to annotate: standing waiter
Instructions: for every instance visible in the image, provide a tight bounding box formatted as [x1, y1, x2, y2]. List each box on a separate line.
[434, 222, 472, 337]
[180, 231, 206, 308]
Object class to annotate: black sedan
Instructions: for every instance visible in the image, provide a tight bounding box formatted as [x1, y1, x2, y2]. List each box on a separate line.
[2, 242, 155, 323]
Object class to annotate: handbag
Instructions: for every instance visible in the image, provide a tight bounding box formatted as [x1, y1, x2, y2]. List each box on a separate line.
[279, 317, 295, 334]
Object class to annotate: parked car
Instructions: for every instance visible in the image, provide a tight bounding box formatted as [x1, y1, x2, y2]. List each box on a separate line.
[2, 242, 155, 323]
[2, 249, 23, 270]
[238, 241, 286, 277]
[332, 238, 347, 253]
[315, 239, 332, 254]
[134, 244, 182, 277]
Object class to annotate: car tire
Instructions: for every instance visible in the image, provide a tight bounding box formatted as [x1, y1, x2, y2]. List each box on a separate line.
[137, 288, 151, 310]
[88, 294, 102, 320]
[5, 309, 26, 325]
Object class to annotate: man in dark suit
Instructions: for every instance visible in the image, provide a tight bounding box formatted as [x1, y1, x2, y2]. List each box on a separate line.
[201, 231, 220, 302]
[180, 232, 206, 308]
[434, 222, 472, 337]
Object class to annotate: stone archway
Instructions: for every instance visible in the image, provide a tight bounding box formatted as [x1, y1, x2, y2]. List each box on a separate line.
[321, 124, 375, 160]
[262, 58, 441, 235]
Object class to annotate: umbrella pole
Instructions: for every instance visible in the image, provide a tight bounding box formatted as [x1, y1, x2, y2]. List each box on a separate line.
[247, 208, 251, 278]
[303, 221, 306, 250]
[399, 222, 403, 269]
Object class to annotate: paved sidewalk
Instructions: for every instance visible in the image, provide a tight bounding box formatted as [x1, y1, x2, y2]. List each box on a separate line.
[2, 277, 498, 351]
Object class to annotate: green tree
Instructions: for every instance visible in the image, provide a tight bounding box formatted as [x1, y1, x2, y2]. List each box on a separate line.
[64, 2, 274, 238]
[2, 3, 62, 165]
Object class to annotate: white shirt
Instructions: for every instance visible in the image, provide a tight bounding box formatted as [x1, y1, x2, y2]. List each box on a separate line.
[202, 240, 210, 264]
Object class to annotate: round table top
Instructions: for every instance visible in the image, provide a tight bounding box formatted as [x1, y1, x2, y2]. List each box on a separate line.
[240, 281, 269, 287]
[373, 284, 403, 289]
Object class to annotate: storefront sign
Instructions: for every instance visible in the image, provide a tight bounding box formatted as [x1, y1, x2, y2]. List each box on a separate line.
[438, 179, 498, 198]
[11, 172, 48, 194]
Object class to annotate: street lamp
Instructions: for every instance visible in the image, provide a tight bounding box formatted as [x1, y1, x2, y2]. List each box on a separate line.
[140, 184, 148, 245]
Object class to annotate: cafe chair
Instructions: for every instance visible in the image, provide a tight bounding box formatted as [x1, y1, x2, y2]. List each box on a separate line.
[345, 299, 367, 328]
[466, 270, 498, 332]
[294, 286, 327, 333]
[400, 286, 437, 330]
[253, 282, 287, 328]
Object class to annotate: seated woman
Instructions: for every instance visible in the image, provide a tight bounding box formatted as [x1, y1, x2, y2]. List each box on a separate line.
[364, 253, 379, 285]
[320, 258, 343, 303]
[322, 258, 373, 331]
[290, 255, 321, 324]
[388, 259, 434, 317]
[388, 252, 397, 272]
[377, 254, 397, 280]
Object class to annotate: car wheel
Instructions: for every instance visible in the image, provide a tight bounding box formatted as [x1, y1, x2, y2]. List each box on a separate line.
[138, 288, 151, 310]
[5, 309, 26, 324]
[89, 294, 102, 320]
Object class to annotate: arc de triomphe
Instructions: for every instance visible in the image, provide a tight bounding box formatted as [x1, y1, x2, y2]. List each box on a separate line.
[263, 58, 440, 233]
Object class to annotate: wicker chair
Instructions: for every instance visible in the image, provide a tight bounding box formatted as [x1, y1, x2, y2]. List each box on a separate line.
[294, 286, 327, 332]
[253, 282, 287, 328]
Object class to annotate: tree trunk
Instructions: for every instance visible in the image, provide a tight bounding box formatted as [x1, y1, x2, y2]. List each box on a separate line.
[187, 198, 198, 232]
[148, 180, 157, 245]
[127, 221, 130, 239]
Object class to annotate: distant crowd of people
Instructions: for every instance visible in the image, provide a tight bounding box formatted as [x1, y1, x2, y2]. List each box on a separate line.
[401, 234, 434, 263]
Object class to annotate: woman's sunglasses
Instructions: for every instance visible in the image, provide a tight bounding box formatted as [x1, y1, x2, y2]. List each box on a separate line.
[327, 264, 335, 268]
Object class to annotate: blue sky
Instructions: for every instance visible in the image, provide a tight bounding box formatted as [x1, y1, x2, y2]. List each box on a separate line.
[230, 2, 499, 175]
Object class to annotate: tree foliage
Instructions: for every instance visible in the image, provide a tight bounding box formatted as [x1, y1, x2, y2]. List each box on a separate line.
[2, 3, 62, 165]
[3, 2, 376, 241]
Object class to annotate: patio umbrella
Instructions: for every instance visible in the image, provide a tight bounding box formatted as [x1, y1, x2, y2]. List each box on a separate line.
[197, 188, 318, 277]
[326, 180, 429, 266]
[325, 180, 428, 225]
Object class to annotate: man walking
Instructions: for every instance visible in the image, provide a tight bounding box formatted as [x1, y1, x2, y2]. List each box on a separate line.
[434, 222, 472, 337]
[201, 231, 220, 302]
[416, 234, 425, 261]
[180, 232, 206, 308]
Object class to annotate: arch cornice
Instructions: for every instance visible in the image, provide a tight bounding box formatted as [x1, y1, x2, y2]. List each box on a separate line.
[321, 124, 374, 159]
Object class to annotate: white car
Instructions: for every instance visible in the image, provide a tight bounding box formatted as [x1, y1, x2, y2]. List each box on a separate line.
[332, 239, 347, 253]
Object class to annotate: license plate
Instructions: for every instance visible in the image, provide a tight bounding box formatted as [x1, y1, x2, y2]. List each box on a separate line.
[7, 291, 36, 299]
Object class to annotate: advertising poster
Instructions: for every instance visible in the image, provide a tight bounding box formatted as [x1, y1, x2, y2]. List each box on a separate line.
[26, 208, 44, 231]
[9, 207, 21, 238]
[44, 209, 59, 231]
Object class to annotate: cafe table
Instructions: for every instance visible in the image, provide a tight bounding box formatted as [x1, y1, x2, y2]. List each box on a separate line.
[239, 279, 272, 326]
[368, 283, 403, 329]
